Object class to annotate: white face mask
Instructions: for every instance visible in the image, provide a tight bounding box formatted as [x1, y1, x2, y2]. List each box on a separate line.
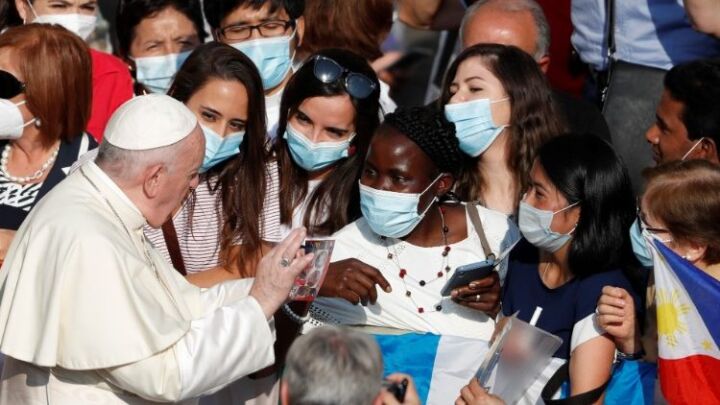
[26, 1, 98, 41]
[0, 99, 35, 140]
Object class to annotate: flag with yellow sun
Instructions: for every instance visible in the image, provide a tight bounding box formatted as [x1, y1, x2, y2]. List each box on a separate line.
[651, 240, 720, 404]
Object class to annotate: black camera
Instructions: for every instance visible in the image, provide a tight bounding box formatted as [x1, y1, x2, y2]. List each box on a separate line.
[382, 378, 409, 402]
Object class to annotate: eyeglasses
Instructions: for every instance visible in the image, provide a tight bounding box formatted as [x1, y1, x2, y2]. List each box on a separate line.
[636, 209, 673, 242]
[218, 20, 295, 42]
[0, 70, 25, 99]
[313, 55, 377, 100]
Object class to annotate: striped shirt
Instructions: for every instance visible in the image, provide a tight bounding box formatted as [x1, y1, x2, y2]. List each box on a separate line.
[144, 160, 281, 274]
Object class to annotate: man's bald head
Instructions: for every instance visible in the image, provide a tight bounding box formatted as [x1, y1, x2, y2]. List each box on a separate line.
[460, 0, 550, 71]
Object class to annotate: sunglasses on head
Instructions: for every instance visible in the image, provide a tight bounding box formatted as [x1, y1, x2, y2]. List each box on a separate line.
[0, 70, 25, 99]
[312, 55, 377, 100]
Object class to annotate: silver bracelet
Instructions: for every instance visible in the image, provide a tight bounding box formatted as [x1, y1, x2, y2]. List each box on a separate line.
[282, 303, 310, 324]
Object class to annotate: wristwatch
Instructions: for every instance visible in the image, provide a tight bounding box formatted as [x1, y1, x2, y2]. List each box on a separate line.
[615, 348, 645, 361]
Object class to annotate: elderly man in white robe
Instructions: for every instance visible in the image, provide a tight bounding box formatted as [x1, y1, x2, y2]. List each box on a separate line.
[0, 95, 313, 404]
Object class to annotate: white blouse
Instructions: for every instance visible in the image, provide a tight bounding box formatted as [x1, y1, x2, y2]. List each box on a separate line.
[309, 204, 520, 341]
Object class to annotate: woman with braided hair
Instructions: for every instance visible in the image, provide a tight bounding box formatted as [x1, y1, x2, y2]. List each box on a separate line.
[307, 105, 520, 340]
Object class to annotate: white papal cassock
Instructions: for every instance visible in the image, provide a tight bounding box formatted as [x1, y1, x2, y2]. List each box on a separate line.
[0, 161, 275, 404]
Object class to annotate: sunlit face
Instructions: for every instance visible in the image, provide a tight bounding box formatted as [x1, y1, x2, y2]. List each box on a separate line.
[218, 2, 304, 44]
[645, 90, 704, 164]
[151, 127, 204, 227]
[446, 56, 511, 126]
[16, 0, 97, 19]
[638, 193, 709, 265]
[129, 6, 201, 58]
[523, 161, 580, 235]
[288, 95, 356, 143]
[0, 47, 34, 125]
[185, 78, 248, 138]
[360, 126, 444, 212]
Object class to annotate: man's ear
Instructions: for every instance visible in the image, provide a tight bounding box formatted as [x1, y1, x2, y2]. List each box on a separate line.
[699, 137, 719, 164]
[142, 164, 165, 199]
[537, 55, 550, 74]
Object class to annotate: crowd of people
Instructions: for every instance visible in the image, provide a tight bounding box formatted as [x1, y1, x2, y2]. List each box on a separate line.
[0, 0, 719, 404]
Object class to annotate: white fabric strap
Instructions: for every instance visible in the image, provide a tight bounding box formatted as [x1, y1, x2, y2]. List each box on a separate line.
[175, 295, 276, 399]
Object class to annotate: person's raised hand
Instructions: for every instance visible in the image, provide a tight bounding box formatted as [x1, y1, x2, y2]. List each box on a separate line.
[319, 258, 392, 306]
[596, 286, 639, 354]
[250, 228, 314, 319]
[451, 272, 501, 317]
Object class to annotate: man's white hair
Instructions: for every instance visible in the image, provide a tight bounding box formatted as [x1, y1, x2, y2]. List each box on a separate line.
[460, 0, 551, 61]
[95, 139, 186, 183]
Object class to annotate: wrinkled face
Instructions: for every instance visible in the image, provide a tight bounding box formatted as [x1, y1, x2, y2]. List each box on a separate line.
[522, 161, 580, 234]
[644, 90, 700, 164]
[288, 95, 356, 143]
[639, 193, 709, 265]
[186, 78, 248, 138]
[446, 56, 511, 126]
[16, 0, 97, 19]
[149, 126, 204, 227]
[129, 6, 201, 58]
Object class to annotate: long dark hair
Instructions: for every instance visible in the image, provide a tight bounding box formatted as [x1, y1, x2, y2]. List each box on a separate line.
[538, 134, 636, 277]
[274, 48, 381, 236]
[169, 42, 268, 273]
[439, 44, 565, 205]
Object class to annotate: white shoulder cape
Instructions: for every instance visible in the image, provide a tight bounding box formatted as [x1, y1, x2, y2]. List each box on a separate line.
[0, 162, 202, 370]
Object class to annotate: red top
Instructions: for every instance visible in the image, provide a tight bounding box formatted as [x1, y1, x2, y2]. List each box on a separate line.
[87, 49, 133, 142]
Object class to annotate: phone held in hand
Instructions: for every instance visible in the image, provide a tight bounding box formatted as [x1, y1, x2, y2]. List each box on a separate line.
[382, 378, 408, 402]
[288, 239, 335, 302]
[440, 259, 495, 297]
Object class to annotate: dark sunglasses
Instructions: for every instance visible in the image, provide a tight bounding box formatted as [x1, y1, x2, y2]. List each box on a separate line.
[0, 70, 25, 99]
[312, 55, 377, 100]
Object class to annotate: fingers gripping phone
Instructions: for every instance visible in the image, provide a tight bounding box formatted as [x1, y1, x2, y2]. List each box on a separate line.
[440, 259, 495, 296]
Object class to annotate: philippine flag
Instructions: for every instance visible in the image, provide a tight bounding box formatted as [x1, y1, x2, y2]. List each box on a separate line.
[652, 240, 720, 404]
[374, 333, 489, 405]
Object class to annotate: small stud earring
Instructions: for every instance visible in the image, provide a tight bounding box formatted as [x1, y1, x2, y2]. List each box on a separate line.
[34, 119, 42, 128]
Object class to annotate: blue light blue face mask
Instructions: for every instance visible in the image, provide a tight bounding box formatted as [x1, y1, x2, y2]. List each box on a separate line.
[518, 200, 579, 253]
[444, 97, 509, 157]
[200, 124, 245, 173]
[134, 51, 192, 94]
[231, 30, 296, 90]
[359, 176, 442, 239]
[284, 122, 354, 172]
[629, 217, 673, 267]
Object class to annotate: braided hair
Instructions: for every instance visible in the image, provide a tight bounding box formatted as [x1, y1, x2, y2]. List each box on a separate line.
[383, 106, 464, 175]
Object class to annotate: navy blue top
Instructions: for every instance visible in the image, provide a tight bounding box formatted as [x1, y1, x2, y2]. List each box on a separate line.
[502, 257, 638, 359]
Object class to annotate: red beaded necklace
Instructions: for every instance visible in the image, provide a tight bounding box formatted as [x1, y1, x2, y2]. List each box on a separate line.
[381, 206, 451, 314]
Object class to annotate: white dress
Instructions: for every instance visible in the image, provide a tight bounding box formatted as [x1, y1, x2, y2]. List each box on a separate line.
[309, 204, 520, 341]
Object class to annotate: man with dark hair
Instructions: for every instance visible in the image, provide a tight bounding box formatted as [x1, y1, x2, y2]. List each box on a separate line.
[645, 59, 720, 165]
[204, 0, 305, 139]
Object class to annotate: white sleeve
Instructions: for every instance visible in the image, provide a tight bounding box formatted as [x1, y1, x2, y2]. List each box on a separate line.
[101, 295, 275, 402]
[198, 278, 255, 312]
